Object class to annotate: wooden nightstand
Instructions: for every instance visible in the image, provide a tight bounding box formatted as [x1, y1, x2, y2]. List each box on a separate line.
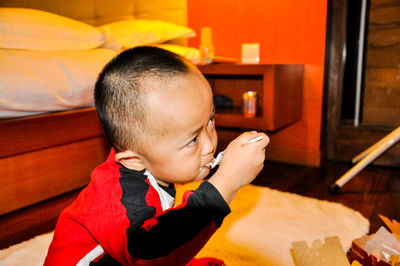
[197, 64, 304, 131]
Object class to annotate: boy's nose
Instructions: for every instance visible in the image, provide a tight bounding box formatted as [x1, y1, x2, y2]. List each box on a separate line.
[201, 131, 216, 157]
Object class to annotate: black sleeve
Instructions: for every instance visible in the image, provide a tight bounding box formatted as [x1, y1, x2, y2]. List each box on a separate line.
[127, 181, 231, 260]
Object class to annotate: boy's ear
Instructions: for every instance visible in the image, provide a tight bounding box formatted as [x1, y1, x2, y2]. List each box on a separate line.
[115, 150, 146, 171]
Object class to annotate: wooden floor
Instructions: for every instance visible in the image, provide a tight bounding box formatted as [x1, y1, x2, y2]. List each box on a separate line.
[0, 160, 399, 249]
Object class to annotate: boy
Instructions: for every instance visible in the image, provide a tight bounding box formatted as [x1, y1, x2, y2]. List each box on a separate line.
[45, 46, 268, 265]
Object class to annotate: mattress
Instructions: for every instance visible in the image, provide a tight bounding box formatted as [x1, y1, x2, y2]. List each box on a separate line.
[0, 45, 200, 119]
[0, 48, 116, 118]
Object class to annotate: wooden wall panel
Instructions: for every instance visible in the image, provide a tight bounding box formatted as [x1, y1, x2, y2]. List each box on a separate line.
[363, 0, 400, 127]
[323, 0, 400, 167]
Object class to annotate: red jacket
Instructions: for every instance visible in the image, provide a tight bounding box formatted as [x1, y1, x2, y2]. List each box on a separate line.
[45, 149, 230, 265]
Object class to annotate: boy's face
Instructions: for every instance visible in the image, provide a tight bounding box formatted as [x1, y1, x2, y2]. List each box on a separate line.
[141, 70, 217, 185]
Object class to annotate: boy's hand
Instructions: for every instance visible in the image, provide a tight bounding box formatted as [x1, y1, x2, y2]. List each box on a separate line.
[208, 131, 269, 204]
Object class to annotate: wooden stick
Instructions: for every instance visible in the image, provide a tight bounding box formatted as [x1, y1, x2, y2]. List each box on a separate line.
[330, 126, 400, 193]
[352, 126, 400, 163]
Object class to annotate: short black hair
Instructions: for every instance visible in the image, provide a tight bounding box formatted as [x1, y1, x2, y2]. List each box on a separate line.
[94, 46, 191, 152]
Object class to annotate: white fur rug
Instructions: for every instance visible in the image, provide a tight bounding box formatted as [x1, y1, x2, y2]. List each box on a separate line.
[0, 184, 369, 265]
[0, 232, 53, 266]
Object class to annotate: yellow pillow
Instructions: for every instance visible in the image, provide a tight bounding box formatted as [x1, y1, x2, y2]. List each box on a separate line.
[97, 19, 196, 51]
[0, 8, 106, 50]
[156, 44, 200, 64]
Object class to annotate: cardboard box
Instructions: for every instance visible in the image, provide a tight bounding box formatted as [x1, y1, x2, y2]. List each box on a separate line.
[349, 216, 400, 266]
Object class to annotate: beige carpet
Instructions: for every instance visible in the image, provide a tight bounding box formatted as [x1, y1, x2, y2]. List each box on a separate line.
[0, 183, 369, 265]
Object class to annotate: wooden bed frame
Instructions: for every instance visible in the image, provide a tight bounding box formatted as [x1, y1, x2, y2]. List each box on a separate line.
[0, 0, 188, 242]
[0, 108, 109, 248]
[0, 108, 109, 215]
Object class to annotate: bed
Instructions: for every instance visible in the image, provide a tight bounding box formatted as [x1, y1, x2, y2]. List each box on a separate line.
[0, 0, 198, 221]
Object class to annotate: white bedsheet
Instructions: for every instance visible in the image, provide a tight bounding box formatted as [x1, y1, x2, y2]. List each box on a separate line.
[0, 48, 116, 118]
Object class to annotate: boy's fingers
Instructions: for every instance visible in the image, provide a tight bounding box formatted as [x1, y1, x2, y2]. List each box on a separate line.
[257, 133, 270, 147]
[237, 131, 259, 145]
[247, 133, 269, 150]
[236, 131, 269, 146]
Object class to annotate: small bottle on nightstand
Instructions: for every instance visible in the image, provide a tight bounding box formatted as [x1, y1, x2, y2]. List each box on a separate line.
[199, 27, 214, 64]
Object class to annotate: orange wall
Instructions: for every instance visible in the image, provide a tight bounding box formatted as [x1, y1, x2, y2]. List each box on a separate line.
[188, 0, 327, 166]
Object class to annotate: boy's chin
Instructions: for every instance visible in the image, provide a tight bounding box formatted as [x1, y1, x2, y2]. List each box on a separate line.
[197, 166, 211, 181]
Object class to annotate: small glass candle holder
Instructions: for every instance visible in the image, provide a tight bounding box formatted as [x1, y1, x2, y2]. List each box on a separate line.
[242, 91, 258, 117]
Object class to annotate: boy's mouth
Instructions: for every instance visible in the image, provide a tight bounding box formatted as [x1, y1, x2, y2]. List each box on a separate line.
[200, 158, 215, 172]
[205, 151, 224, 169]
[200, 163, 212, 171]
[198, 165, 211, 179]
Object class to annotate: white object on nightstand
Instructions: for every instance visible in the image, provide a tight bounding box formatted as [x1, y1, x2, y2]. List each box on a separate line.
[241, 43, 260, 64]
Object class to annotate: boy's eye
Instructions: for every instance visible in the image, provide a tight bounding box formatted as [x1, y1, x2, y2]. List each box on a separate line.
[187, 136, 198, 147]
[208, 113, 216, 126]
